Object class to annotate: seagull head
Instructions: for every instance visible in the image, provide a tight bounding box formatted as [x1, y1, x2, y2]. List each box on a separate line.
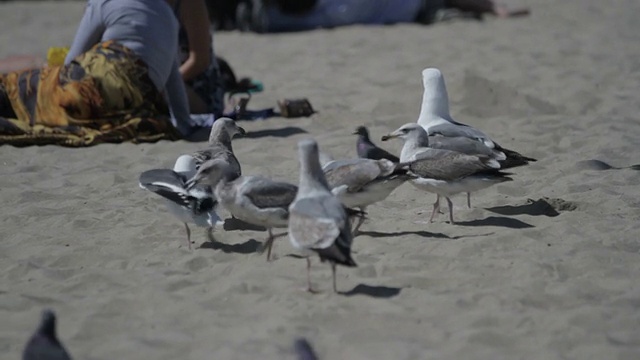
[208, 117, 246, 143]
[381, 123, 427, 143]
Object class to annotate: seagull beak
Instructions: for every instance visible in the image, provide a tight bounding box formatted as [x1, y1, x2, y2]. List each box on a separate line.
[381, 130, 402, 141]
[236, 126, 247, 137]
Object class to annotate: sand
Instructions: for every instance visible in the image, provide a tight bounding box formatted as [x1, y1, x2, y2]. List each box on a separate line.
[1, 0, 640, 359]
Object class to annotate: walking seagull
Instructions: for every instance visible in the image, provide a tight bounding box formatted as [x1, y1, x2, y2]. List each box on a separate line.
[186, 158, 298, 261]
[288, 138, 357, 293]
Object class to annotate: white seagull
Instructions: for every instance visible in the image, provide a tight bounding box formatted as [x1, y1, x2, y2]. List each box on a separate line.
[288, 138, 357, 293]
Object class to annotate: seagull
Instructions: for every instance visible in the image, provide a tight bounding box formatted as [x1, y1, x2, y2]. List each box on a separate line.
[288, 138, 357, 293]
[417, 68, 537, 169]
[139, 155, 219, 249]
[22, 309, 72, 360]
[383, 124, 513, 224]
[191, 117, 245, 175]
[185, 158, 297, 261]
[353, 126, 399, 163]
[322, 157, 410, 235]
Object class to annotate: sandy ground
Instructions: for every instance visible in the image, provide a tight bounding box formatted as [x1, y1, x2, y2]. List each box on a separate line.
[1, 0, 640, 359]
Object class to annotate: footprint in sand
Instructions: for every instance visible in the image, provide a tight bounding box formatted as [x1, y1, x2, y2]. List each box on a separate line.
[184, 256, 209, 272]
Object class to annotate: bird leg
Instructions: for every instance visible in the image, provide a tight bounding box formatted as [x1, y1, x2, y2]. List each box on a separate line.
[351, 207, 366, 236]
[183, 223, 192, 249]
[331, 263, 338, 293]
[467, 192, 471, 208]
[428, 194, 441, 223]
[261, 229, 288, 262]
[445, 197, 456, 224]
[306, 257, 319, 294]
[206, 227, 215, 242]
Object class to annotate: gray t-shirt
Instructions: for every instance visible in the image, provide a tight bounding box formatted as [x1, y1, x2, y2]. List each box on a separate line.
[64, 0, 191, 135]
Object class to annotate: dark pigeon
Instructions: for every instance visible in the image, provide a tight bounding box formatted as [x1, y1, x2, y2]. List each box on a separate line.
[23, 309, 72, 360]
[353, 126, 400, 163]
[294, 338, 319, 360]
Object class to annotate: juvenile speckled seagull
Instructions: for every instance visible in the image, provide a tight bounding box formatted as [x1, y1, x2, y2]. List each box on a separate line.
[288, 138, 357, 293]
[191, 117, 245, 175]
[186, 158, 298, 261]
[323, 157, 410, 235]
[139, 154, 219, 249]
[383, 123, 513, 224]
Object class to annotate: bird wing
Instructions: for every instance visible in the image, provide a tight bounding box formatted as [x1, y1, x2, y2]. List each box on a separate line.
[139, 169, 215, 213]
[429, 136, 495, 157]
[405, 152, 495, 181]
[288, 195, 347, 250]
[427, 123, 494, 148]
[243, 178, 298, 209]
[323, 159, 382, 193]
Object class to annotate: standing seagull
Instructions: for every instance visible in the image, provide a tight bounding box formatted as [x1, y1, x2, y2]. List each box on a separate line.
[23, 309, 72, 360]
[383, 124, 512, 224]
[191, 117, 246, 175]
[353, 126, 399, 163]
[323, 157, 410, 235]
[288, 138, 357, 293]
[416, 69, 536, 206]
[186, 158, 298, 261]
[416, 67, 536, 169]
[139, 155, 219, 249]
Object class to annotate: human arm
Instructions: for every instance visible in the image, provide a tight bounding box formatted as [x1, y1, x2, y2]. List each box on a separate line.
[64, 0, 105, 64]
[177, 0, 212, 81]
[166, 58, 193, 136]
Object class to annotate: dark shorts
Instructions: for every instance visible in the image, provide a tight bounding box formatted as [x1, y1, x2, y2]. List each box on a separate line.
[186, 56, 225, 118]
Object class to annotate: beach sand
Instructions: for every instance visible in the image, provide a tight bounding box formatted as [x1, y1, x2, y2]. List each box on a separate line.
[1, 0, 640, 358]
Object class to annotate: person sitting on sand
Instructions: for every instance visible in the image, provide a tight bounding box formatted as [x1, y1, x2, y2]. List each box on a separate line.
[0, 0, 192, 146]
[173, 0, 225, 117]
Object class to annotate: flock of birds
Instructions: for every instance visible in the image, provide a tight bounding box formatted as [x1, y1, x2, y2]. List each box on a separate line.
[137, 67, 537, 294]
[21, 68, 537, 359]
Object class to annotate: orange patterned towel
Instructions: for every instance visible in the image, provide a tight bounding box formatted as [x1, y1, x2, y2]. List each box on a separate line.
[0, 41, 182, 147]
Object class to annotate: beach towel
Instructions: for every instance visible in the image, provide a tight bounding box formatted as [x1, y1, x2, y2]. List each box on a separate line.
[0, 41, 182, 147]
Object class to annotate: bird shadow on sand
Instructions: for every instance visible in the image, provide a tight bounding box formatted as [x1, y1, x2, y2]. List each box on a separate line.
[485, 198, 577, 218]
[243, 126, 308, 139]
[339, 284, 402, 298]
[223, 218, 266, 231]
[358, 230, 450, 239]
[199, 239, 262, 254]
[455, 216, 534, 229]
[357, 230, 495, 240]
